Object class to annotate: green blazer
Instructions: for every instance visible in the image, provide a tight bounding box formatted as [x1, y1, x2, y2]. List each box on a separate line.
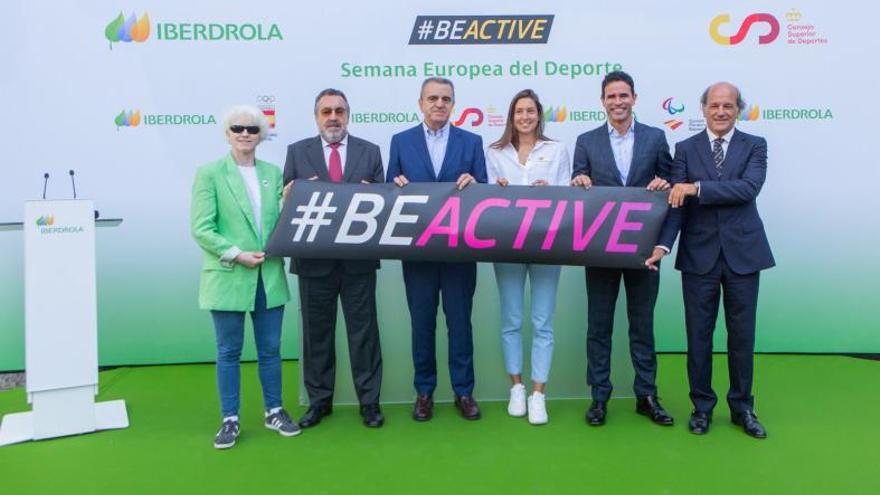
[191, 153, 290, 311]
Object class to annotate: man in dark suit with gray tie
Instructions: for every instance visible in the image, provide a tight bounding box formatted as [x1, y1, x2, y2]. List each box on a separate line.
[571, 71, 677, 427]
[283, 88, 385, 429]
[665, 82, 775, 438]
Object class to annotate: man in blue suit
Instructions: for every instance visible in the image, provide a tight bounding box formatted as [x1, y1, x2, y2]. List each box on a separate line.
[666, 82, 775, 439]
[571, 71, 677, 427]
[387, 77, 488, 421]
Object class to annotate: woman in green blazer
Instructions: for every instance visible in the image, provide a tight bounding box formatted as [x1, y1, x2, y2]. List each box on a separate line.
[191, 105, 297, 449]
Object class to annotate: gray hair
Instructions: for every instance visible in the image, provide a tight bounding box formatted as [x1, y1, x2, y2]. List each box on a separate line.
[700, 82, 746, 111]
[221, 105, 270, 143]
[314, 88, 350, 116]
[420, 77, 455, 103]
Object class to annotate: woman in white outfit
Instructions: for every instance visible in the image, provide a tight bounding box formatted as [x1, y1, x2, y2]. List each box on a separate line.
[485, 89, 571, 425]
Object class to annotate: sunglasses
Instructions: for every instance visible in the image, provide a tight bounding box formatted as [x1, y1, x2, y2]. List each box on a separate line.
[229, 125, 260, 134]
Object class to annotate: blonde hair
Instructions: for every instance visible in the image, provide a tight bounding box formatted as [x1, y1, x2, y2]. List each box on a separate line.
[221, 105, 270, 143]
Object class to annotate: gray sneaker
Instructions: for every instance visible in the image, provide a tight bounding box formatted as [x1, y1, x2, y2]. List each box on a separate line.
[265, 408, 301, 437]
[213, 419, 240, 449]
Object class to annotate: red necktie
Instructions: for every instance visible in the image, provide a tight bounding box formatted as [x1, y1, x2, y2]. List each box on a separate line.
[328, 142, 343, 183]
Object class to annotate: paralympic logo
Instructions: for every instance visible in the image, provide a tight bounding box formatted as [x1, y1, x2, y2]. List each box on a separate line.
[662, 97, 685, 115]
[739, 104, 760, 121]
[453, 108, 484, 127]
[115, 110, 141, 128]
[35, 215, 55, 226]
[709, 13, 780, 45]
[544, 106, 567, 122]
[105, 11, 150, 49]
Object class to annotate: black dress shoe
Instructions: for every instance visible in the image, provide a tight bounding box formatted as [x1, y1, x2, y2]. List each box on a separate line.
[688, 411, 712, 435]
[298, 404, 332, 428]
[360, 404, 385, 428]
[636, 395, 674, 426]
[413, 395, 433, 421]
[454, 395, 482, 420]
[731, 410, 767, 439]
[585, 400, 607, 426]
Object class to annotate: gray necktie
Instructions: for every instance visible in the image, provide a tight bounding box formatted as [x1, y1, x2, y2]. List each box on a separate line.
[712, 137, 725, 177]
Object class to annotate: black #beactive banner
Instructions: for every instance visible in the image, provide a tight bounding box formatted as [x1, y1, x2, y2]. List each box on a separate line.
[266, 181, 668, 269]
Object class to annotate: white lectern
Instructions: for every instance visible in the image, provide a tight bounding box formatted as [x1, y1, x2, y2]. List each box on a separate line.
[0, 200, 128, 446]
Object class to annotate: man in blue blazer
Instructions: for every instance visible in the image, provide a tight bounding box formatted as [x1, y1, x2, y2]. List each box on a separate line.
[387, 77, 488, 421]
[666, 82, 775, 438]
[572, 71, 677, 427]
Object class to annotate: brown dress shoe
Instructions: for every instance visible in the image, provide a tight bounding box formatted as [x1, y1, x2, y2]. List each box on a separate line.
[454, 395, 481, 420]
[413, 395, 433, 421]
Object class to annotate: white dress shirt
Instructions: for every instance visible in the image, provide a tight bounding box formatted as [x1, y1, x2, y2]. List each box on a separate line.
[486, 140, 572, 186]
[706, 127, 735, 165]
[321, 134, 348, 174]
[237, 164, 262, 239]
[423, 121, 450, 177]
[219, 162, 263, 266]
[608, 121, 635, 184]
[696, 126, 736, 197]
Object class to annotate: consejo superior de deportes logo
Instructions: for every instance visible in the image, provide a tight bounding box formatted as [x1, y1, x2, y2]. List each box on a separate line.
[709, 13, 780, 45]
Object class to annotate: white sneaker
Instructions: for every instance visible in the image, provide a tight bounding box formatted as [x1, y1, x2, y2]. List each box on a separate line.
[528, 392, 548, 425]
[508, 383, 527, 417]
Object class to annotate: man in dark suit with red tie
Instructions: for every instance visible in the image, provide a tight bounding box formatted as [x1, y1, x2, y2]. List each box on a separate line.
[283, 89, 385, 429]
[664, 82, 775, 438]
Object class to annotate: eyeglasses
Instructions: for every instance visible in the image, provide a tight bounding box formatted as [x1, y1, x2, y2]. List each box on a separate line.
[229, 125, 260, 134]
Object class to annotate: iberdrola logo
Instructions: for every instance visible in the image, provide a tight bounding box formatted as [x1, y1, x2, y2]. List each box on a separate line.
[115, 110, 142, 128]
[105, 11, 151, 49]
[544, 106, 567, 122]
[739, 104, 760, 121]
[36, 215, 55, 226]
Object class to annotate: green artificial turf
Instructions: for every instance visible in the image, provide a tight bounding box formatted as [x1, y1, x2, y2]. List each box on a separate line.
[1, 355, 877, 494]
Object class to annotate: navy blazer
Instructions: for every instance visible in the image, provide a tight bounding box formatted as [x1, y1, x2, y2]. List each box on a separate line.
[386, 124, 487, 184]
[670, 129, 775, 275]
[572, 121, 678, 249]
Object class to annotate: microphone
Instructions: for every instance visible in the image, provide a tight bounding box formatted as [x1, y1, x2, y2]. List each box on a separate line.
[69, 170, 77, 199]
[42, 173, 49, 200]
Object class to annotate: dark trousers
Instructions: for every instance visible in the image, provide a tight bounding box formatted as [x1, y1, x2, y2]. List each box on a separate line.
[682, 255, 759, 415]
[299, 265, 382, 406]
[402, 260, 476, 397]
[586, 267, 660, 401]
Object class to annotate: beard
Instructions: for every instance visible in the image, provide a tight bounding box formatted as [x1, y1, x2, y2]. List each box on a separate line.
[320, 124, 347, 144]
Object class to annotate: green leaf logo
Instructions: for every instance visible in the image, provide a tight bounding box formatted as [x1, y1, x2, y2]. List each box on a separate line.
[114, 110, 127, 128]
[105, 11, 125, 48]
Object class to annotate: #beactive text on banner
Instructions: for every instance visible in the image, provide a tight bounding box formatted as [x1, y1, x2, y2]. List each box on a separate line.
[266, 182, 669, 269]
